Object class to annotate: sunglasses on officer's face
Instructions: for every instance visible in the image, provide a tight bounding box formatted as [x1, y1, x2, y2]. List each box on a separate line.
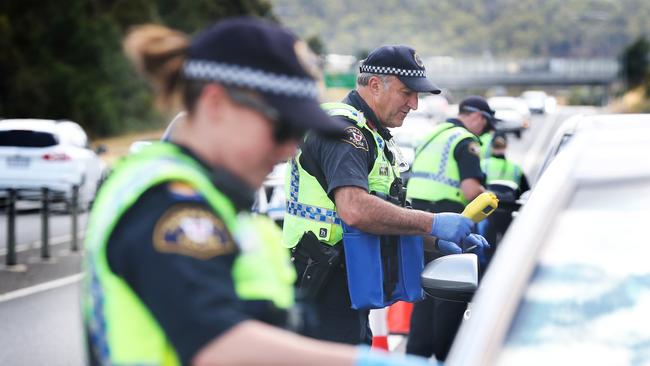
[225, 88, 306, 143]
[460, 106, 494, 122]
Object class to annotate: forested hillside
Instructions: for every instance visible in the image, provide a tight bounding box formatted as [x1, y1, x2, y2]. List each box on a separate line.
[0, 0, 274, 137]
[272, 0, 650, 58]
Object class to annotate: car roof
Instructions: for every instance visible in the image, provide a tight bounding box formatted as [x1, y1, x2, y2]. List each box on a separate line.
[0, 119, 61, 134]
[447, 125, 650, 365]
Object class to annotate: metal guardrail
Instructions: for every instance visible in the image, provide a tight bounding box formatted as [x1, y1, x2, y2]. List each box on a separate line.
[3, 186, 80, 267]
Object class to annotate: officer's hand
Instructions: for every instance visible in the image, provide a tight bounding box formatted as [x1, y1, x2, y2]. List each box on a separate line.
[430, 213, 473, 243]
[355, 345, 435, 366]
[436, 239, 462, 255]
[461, 233, 490, 267]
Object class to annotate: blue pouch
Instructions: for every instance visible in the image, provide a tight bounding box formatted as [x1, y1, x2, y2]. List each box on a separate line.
[342, 223, 424, 309]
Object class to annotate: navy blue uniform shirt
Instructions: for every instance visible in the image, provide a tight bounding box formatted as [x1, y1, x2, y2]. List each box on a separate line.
[106, 145, 281, 365]
[299, 90, 395, 198]
[446, 118, 486, 184]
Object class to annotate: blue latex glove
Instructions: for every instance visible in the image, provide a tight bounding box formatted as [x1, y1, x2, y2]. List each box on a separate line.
[436, 239, 462, 255]
[355, 345, 436, 366]
[430, 213, 473, 243]
[461, 233, 490, 267]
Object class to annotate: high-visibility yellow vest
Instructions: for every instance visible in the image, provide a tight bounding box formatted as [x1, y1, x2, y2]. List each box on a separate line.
[282, 102, 398, 247]
[84, 142, 295, 365]
[406, 122, 478, 205]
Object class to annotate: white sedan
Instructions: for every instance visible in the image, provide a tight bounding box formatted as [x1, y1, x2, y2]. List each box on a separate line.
[0, 119, 106, 209]
[423, 121, 650, 365]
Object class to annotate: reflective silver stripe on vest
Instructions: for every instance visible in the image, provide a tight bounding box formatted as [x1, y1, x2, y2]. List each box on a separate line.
[410, 131, 462, 188]
[286, 157, 342, 225]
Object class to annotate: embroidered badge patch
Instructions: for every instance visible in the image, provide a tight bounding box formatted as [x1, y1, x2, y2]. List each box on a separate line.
[379, 165, 389, 176]
[468, 141, 481, 157]
[341, 126, 369, 151]
[153, 205, 236, 260]
[319, 228, 328, 238]
[413, 52, 424, 68]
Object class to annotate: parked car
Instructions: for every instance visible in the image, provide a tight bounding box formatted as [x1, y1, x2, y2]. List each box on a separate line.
[254, 162, 287, 225]
[488, 97, 531, 138]
[520, 90, 549, 114]
[390, 114, 438, 163]
[422, 124, 650, 365]
[0, 119, 106, 209]
[534, 114, 650, 186]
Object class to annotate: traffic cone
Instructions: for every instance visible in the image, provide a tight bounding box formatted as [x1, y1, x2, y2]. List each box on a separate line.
[369, 307, 389, 350]
[387, 301, 413, 335]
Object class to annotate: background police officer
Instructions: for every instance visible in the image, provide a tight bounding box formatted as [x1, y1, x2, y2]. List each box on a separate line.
[405, 95, 496, 361]
[83, 17, 431, 366]
[282, 45, 484, 345]
[481, 133, 530, 246]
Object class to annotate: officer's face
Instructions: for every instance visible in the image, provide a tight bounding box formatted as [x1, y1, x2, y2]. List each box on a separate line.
[193, 85, 300, 189]
[374, 76, 418, 128]
[467, 112, 489, 136]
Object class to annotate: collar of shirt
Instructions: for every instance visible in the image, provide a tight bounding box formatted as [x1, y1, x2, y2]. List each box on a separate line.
[491, 153, 506, 159]
[174, 144, 255, 212]
[446, 117, 478, 137]
[343, 90, 394, 141]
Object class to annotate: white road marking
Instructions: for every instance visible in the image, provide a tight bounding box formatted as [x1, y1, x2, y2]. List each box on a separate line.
[0, 232, 85, 256]
[0, 273, 83, 303]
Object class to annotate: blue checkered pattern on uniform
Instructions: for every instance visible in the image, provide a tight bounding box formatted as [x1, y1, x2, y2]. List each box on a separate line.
[410, 131, 462, 188]
[285, 157, 341, 225]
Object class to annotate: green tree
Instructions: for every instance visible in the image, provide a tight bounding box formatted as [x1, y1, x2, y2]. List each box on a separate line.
[620, 36, 650, 90]
[0, 0, 275, 137]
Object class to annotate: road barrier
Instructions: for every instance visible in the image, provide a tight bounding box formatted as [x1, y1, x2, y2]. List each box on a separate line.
[3, 185, 81, 267]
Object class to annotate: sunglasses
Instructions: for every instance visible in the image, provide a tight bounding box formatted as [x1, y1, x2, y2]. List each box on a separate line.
[225, 88, 306, 143]
[460, 105, 495, 121]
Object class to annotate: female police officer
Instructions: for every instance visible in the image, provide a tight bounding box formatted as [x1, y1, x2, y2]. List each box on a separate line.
[82, 17, 431, 366]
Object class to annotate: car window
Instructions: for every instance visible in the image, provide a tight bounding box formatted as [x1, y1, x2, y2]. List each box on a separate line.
[0, 130, 59, 147]
[497, 180, 650, 365]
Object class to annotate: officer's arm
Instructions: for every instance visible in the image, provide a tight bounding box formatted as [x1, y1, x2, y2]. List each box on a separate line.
[460, 178, 484, 202]
[334, 186, 434, 235]
[193, 320, 357, 366]
[456, 138, 485, 201]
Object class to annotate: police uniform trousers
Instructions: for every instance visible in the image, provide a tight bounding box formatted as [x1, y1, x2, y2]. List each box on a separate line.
[293, 245, 372, 345]
[406, 199, 467, 361]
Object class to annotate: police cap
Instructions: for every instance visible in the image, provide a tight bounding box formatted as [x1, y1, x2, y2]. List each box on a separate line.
[359, 45, 441, 94]
[183, 17, 347, 136]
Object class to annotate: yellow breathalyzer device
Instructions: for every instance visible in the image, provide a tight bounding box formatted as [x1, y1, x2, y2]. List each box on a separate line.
[462, 192, 499, 223]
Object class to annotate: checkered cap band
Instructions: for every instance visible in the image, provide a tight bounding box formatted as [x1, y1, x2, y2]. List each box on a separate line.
[359, 64, 426, 77]
[184, 60, 318, 98]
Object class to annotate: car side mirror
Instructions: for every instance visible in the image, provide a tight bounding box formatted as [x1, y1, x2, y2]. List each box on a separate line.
[421, 253, 478, 303]
[94, 144, 107, 155]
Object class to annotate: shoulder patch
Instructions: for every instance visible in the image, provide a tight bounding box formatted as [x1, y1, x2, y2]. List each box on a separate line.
[153, 204, 236, 260]
[468, 141, 481, 157]
[341, 126, 369, 151]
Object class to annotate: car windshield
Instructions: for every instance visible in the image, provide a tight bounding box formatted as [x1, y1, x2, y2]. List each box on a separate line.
[497, 180, 650, 365]
[0, 129, 59, 147]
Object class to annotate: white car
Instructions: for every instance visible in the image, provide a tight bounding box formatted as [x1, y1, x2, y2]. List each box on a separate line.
[423, 122, 650, 365]
[488, 97, 531, 138]
[534, 114, 650, 185]
[520, 90, 548, 114]
[0, 119, 106, 209]
[254, 162, 288, 225]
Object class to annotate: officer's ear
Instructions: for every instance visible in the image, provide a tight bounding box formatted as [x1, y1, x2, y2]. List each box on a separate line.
[367, 75, 385, 96]
[197, 83, 230, 121]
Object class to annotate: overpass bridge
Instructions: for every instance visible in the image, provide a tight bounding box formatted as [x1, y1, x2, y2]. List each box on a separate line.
[423, 57, 619, 89]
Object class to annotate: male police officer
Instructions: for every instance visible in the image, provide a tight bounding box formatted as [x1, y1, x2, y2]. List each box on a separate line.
[481, 133, 530, 246]
[282, 45, 486, 345]
[405, 95, 497, 360]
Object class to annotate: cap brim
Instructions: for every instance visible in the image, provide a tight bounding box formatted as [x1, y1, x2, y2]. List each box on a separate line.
[264, 94, 348, 137]
[398, 76, 441, 94]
